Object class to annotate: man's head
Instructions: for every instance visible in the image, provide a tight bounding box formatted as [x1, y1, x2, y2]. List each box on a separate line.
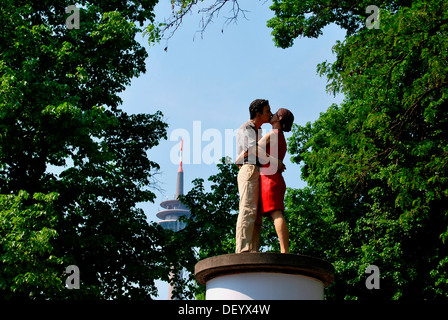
[249, 99, 272, 124]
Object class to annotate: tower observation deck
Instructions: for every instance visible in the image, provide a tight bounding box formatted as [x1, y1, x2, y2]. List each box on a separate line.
[157, 198, 190, 232]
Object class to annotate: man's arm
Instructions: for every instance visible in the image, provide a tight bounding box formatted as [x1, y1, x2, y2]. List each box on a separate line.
[235, 149, 247, 169]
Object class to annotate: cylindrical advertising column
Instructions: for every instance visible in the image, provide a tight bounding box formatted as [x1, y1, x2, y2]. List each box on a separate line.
[194, 253, 334, 300]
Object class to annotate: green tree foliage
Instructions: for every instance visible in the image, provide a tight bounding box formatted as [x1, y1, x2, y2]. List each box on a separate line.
[1, 0, 170, 299]
[267, 0, 414, 47]
[0, 191, 62, 298]
[281, 0, 448, 299]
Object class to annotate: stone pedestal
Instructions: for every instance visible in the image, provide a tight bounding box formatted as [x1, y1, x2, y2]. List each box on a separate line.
[194, 253, 334, 300]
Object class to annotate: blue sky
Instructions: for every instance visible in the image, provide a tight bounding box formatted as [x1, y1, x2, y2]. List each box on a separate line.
[118, 0, 346, 299]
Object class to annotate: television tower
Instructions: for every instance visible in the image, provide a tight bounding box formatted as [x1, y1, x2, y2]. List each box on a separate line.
[156, 139, 190, 299]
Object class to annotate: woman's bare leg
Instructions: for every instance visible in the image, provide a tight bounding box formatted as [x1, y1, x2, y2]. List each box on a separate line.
[271, 210, 289, 253]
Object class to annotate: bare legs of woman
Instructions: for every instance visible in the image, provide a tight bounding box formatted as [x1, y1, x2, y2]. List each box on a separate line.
[270, 210, 289, 253]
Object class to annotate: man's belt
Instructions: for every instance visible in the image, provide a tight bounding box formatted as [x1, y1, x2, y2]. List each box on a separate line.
[243, 159, 261, 167]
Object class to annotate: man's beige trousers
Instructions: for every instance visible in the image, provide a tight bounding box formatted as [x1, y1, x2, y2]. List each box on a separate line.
[235, 164, 262, 253]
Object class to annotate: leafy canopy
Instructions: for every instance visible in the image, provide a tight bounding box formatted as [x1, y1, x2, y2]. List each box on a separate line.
[285, 0, 448, 299]
[0, 0, 172, 299]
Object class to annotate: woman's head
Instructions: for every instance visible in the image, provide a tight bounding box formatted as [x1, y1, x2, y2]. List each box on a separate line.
[271, 108, 294, 132]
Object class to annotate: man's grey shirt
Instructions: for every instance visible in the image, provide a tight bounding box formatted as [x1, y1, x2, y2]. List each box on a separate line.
[236, 120, 261, 166]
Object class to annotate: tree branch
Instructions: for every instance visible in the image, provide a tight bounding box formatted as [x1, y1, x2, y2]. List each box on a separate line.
[158, 0, 251, 41]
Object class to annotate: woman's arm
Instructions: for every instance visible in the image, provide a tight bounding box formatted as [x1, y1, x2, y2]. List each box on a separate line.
[237, 131, 285, 172]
